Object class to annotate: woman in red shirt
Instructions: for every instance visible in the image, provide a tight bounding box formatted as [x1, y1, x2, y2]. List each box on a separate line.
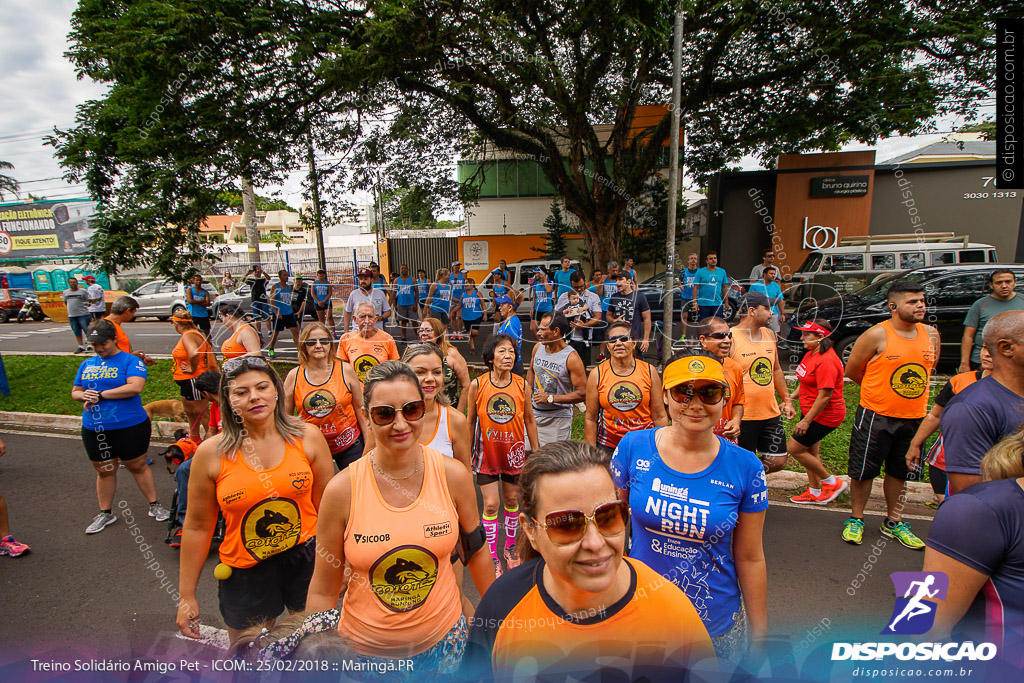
[787, 320, 849, 504]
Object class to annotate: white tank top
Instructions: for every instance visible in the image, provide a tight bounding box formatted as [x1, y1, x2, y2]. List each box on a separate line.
[423, 405, 454, 458]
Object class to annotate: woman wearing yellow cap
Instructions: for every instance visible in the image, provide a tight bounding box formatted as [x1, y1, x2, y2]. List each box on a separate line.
[610, 356, 768, 662]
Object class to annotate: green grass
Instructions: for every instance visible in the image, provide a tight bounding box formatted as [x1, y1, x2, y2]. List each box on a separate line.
[0, 355, 295, 417]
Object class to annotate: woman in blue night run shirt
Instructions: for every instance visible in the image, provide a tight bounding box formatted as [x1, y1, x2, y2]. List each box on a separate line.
[72, 320, 169, 535]
[530, 267, 554, 340]
[611, 355, 768, 662]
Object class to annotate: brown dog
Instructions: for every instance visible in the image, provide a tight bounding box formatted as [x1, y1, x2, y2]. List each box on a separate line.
[144, 399, 187, 422]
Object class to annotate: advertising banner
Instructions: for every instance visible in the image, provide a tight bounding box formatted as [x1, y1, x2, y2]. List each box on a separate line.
[0, 199, 98, 260]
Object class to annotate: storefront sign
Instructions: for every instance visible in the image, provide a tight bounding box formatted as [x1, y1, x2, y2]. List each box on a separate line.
[0, 199, 97, 260]
[463, 240, 490, 269]
[810, 176, 870, 197]
[802, 217, 839, 249]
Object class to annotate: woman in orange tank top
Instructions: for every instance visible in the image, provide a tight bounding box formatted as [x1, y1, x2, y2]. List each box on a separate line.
[176, 355, 334, 643]
[284, 322, 370, 471]
[305, 361, 495, 674]
[171, 310, 217, 440]
[584, 320, 668, 454]
[217, 302, 262, 361]
[466, 333, 540, 580]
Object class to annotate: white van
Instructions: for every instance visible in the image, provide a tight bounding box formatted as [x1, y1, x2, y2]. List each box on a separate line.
[787, 233, 997, 301]
[478, 258, 584, 315]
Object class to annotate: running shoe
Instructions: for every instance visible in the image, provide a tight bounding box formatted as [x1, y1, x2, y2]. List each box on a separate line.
[492, 556, 503, 579]
[881, 521, 925, 550]
[504, 545, 521, 570]
[168, 527, 182, 549]
[817, 478, 849, 504]
[149, 502, 171, 522]
[789, 489, 820, 504]
[0, 535, 30, 557]
[841, 518, 864, 545]
[267, 348, 276, 358]
[75, 346, 86, 353]
[86, 511, 117, 534]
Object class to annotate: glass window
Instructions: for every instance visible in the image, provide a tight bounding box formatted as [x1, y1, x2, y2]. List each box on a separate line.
[795, 253, 824, 273]
[930, 251, 955, 265]
[159, 281, 179, 293]
[989, 250, 999, 262]
[871, 253, 895, 270]
[900, 252, 925, 270]
[823, 254, 864, 271]
[135, 281, 160, 295]
[958, 250, 986, 263]
[923, 274, 990, 307]
[519, 268, 532, 286]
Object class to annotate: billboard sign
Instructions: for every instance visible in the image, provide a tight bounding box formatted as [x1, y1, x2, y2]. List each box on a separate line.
[0, 199, 98, 260]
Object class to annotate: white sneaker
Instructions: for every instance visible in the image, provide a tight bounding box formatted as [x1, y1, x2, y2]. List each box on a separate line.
[85, 512, 117, 534]
[148, 503, 171, 523]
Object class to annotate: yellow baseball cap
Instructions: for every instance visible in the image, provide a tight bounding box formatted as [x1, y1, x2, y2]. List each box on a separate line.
[663, 355, 727, 390]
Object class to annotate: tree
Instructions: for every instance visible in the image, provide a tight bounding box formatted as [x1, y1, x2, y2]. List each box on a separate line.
[0, 161, 18, 200]
[386, 185, 438, 229]
[212, 191, 298, 214]
[959, 120, 996, 141]
[620, 177, 671, 268]
[535, 201, 573, 259]
[335, 0, 1006, 269]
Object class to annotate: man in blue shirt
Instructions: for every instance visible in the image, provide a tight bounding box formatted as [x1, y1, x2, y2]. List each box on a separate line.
[496, 295, 524, 376]
[677, 252, 700, 331]
[691, 251, 729, 320]
[368, 262, 387, 290]
[416, 268, 430, 319]
[393, 263, 417, 341]
[450, 262, 467, 339]
[551, 256, 577, 301]
[747, 266, 785, 333]
[185, 274, 212, 340]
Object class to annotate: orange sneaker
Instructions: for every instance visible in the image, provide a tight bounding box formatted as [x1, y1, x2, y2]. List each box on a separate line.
[790, 488, 820, 504]
[818, 478, 849, 504]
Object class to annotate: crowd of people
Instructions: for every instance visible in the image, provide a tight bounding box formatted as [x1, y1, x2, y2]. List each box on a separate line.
[14, 255, 1020, 678]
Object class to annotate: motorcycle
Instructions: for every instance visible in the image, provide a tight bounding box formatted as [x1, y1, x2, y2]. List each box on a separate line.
[17, 293, 46, 323]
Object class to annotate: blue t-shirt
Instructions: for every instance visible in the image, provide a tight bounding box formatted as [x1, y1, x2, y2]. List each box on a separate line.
[498, 315, 523, 359]
[693, 267, 728, 306]
[678, 268, 699, 301]
[371, 276, 386, 291]
[186, 285, 209, 318]
[395, 276, 416, 306]
[273, 284, 294, 315]
[493, 284, 509, 300]
[941, 377, 1024, 475]
[492, 268, 510, 285]
[532, 282, 553, 312]
[74, 352, 149, 430]
[430, 283, 452, 314]
[926, 479, 1024, 667]
[416, 278, 430, 302]
[552, 269, 575, 301]
[611, 429, 769, 636]
[590, 283, 613, 312]
[461, 292, 483, 321]
[312, 281, 331, 304]
[748, 281, 783, 315]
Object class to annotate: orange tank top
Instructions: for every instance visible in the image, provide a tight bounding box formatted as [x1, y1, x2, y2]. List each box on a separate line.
[215, 438, 318, 569]
[715, 356, 747, 438]
[221, 324, 253, 360]
[294, 360, 360, 454]
[473, 373, 527, 476]
[172, 329, 213, 380]
[596, 359, 654, 449]
[105, 317, 131, 354]
[860, 321, 936, 419]
[339, 447, 461, 657]
[731, 327, 780, 420]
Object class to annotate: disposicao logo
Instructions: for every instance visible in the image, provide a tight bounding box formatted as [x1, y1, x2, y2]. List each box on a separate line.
[883, 571, 947, 635]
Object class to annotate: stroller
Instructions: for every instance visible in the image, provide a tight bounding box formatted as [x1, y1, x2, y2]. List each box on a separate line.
[159, 430, 225, 546]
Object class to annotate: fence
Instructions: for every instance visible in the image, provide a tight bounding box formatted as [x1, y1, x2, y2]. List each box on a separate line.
[387, 237, 458, 279]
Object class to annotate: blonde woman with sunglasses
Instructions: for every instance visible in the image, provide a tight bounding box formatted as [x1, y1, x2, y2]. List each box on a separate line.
[462, 441, 714, 680]
[611, 356, 768, 662]
[306, 361, 495, 674]
[284, 322, 371, 471]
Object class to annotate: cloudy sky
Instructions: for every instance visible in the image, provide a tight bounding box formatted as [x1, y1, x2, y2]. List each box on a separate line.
[0, 0, 980, 213]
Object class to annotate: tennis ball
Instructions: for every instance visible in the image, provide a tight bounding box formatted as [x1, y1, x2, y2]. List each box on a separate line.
[213, 563, 232, 580]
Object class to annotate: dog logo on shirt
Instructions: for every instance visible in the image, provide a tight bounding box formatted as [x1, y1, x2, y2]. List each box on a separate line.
[608, 381, 642, 411]
[890, 363, 928, 399]
[369, 545, 440, 613]
[241, 499, 301, 561]
[302, 389, 337, 418]
[487, 393, 517, 424]
[354, 355, 380, 383]
[749, 357, 773, 386]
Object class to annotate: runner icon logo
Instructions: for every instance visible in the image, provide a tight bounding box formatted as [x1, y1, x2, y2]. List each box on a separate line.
[889, 363, 928, 399]
[882, 571, 948, 635]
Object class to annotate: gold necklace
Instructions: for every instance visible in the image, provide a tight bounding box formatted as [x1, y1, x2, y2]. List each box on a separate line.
[371, 453, 421, 481]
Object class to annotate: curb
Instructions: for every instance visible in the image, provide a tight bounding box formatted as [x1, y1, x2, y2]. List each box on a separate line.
[766, 469, 934, 504]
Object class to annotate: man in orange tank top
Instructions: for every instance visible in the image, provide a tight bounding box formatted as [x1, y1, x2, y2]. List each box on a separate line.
[338, 302, 400, 384]
[842, 280, 939, 549]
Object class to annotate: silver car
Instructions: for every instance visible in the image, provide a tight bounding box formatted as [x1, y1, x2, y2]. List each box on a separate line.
[131, 279, 220, 320]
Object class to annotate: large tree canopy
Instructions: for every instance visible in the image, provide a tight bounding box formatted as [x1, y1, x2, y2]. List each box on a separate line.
[54, 0, 1013, 275]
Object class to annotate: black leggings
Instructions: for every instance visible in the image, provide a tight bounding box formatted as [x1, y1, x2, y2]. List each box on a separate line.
[929, 464, 948, 496]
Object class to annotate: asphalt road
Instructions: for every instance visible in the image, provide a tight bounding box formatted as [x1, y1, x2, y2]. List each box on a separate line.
[0, 430, 932, 672]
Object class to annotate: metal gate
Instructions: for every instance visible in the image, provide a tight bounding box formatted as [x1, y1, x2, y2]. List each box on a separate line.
[387, 237, 458, 279]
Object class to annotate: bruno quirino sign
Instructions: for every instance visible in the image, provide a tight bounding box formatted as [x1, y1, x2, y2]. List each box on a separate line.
[0, 199, 98, 259]
[810, 175, 871, 197]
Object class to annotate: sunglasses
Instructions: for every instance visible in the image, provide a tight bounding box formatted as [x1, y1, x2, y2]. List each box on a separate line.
[223, 356, 271, 373]
[606, 334, 632, 344]
[704, 331, 732, 340]
[303, 338, 332, 347]
[368, 400, 426, 426]
[669, 381, 726, 405]
[531, 501, 629, 546]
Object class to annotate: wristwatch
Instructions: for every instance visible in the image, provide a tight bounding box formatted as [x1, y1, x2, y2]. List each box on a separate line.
[546, 395, 554, 404]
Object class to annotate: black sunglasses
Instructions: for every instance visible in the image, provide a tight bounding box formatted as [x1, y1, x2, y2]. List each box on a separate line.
[704, 331, 732, 340]
[669, 381, 726, 406]
[223, 356, 271, 373]
[368, 400, 426, 426]
[531, 501, 629, 546]
[606, 334, 632, 344]
[303, 338, 333, 347]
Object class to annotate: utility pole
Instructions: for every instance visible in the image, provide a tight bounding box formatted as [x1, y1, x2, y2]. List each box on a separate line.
[306, 141, 327, 272]
[661, 6, 684, 366]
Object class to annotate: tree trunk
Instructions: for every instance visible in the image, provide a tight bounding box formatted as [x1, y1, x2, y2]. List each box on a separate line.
[241, 174, 260, 267]
[580, 211, 622, 273]
[306, 143, 327, 272]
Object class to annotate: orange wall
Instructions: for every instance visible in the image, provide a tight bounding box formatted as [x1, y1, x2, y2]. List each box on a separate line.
[458, 234, 548, 282]
[772, 151, 875, 277]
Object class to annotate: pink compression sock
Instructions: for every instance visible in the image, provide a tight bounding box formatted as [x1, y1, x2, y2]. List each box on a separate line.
[504, 504, 520, 548]
[482, 512, 499, 560]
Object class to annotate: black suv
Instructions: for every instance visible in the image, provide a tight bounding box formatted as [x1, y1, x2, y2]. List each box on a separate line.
[790, 263, 1024, 366]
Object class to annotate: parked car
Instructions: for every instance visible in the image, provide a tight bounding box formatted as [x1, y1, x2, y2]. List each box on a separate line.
[0, 288, 32, 323]
[637, 271, 745, 324]
[131, 279, 221, 320]
[789, 263, 1024, 366]
[210, 284, 253, 319]
[478, 258, 584, 316]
